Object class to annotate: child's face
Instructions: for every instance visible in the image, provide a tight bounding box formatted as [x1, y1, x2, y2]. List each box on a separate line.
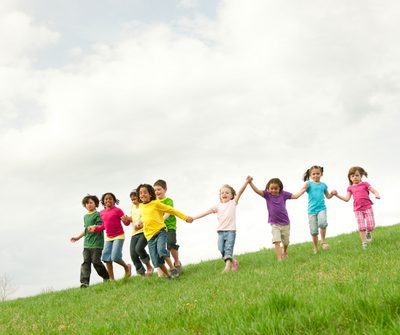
[130, 195, 139, 206]
[154, 185, 166, 200]
[220, 188, 233, 203]
[104, 194, 115, 209]
[139, 187, 151, 203]
[85, 199, 96, 212]
[350, 171, 362, 185]
[268, 183, 280, 197]
[310, 169, 323, 183]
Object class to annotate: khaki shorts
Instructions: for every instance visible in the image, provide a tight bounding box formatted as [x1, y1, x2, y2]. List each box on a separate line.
[271, 224, 290, 247]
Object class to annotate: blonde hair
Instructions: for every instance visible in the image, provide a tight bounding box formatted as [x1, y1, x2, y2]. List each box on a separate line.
[348, 166, 368, 185]
[219, 184, 236, 203]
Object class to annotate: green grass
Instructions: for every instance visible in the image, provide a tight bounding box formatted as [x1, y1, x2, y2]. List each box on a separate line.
[1, 225, 400, 334]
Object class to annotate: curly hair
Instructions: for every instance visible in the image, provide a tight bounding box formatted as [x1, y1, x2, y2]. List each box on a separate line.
[265, 178, 284, 191]
[348, 166, 368, 185]
[100, 192, 120, 208]
[136, 184, 157, 203]
[81, 194, 100, 208]
[303, 165, 324, 182]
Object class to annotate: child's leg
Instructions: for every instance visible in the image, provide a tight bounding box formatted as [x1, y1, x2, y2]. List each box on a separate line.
[355, 210, 367, 243]
[365, 208, 376, 232]
[167, 229, 181, 267]
[110, 239, 131, 277]
[271, 224, 282, 261]
[156, 268, 164, 277]
[101, 241, 113, 280]
[135, 233, 153, 274]
[274, 242, 282, 261]
[222, 231, 237, 272]
[130, 234, 146, 278]
[317, 211, 329, 249]
[308, 214, 319, 252]
[80, 249, 92, 285]
[281, 224, 290, 258]
[158, 264, 170, 277]
[91, 248, 110, 280]
[156, 231, 173, 269]
[105, 262, 114, 281]
[148, 230, 169, 277]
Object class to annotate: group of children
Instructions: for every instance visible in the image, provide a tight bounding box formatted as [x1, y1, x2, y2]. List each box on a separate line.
[70, 166, 380, 288]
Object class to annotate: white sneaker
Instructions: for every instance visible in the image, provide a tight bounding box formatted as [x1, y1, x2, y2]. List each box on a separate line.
[366, 231, 372, 242]
[362, 242, 368, 249]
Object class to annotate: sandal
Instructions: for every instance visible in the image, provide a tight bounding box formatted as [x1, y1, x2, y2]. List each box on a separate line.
[232, 260, 239, 271]
[321, 242, 330, 250]
[282, 252, 289, 259]
[146, 267, 154, 277]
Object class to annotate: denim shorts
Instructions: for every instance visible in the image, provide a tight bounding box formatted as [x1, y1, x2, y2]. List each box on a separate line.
[101, 238, 124, 262]
[148, 229, 170, 268]
[217, 230, 236, 262]
[308, 211, 328, 236]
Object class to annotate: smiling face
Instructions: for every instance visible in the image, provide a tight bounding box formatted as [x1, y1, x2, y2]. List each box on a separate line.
[85, 199, 96, 212]
[154, 185, 166, 200]
[310, 168, 323, 183]
[268, 183, 281, 197]
[104, 194, 115, 209]
[139, 187, 151, 203]
[220, 187, 234, 203]
[350, 171, 362, 185]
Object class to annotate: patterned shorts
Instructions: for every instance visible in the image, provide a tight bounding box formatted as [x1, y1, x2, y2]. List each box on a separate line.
[354, 207, 375, 232]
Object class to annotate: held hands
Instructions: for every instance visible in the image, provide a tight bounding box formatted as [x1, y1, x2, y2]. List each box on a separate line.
[303, 183, 309, 190]
[246, 175, 253, 183]
[186, 216, 194, 223]
[87, 226, 96, 233]
[331, 190, 338, 196]
[121, 215, 128, 223]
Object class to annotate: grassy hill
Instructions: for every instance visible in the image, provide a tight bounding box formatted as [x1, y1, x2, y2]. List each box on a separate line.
[1, 225, 400, 334]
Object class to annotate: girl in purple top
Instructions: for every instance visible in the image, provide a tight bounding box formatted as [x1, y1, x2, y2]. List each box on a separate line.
[247, 176, 306, 261]
[331, 166, 380, 249]
[88, 193, 132, 281]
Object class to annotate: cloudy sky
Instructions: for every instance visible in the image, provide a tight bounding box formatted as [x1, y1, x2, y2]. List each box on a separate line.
[1, 0, 399, 299]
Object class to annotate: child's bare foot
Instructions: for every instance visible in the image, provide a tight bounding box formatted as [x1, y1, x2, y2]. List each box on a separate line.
[140, 273, 146, 279]
[221, 268, 230, 273]
[314, 248, 318, 254]
[145, 266, 154, 277]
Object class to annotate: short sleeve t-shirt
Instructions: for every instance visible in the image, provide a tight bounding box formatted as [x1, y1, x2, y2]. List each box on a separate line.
[210, 200, 237, 231]
[306, 181, 328, 214]
[263, 190, 292, 225]
[347, 182, 373, 211]
[83, 211, 105, 249]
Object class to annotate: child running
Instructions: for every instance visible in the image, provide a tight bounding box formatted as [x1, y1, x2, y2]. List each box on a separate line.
[70, 194, 110, 288]
[154, 179, 183, 276]
[193, 180, 249, 273]
[135, 184, 193, 280]
[303, 165, 334, 254]
[247, 176, 306, 261]
[88, 193, 132, 281]
[122, 190, 154, 278]
[331, 166, 380, 249]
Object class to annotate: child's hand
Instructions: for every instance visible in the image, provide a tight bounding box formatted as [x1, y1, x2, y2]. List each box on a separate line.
[331, 190, 338, 196]
[246, 175, 253, 182]
[87, 226, 96, 233]
[121, 215, 128, 223]
[70, 237, 79, 243]
[186, 216, 194, 223]
[302, 183, 309, 190]
[376, 195, 381, 199]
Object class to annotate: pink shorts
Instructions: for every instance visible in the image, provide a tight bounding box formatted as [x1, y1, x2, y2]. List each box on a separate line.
[354, 207, 375, 232]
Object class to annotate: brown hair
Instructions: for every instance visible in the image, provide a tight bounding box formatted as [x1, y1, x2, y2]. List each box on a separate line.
[265, 178, 284, 192]
[129, 189, 138, 198]
[348, 166, 368, 185]
[219, 184, 236, 203]
[82, 194, 100, 208]
[303, 165, 324, 182]
[136, 184, 157, 203]
[154, 179, 167, 189]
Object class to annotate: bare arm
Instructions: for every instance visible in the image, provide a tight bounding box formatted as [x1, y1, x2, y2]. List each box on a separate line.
[70, 230, 85, 243]
[291, 188, 306, 199]
[331, 190, 352, 202]
[234, 179, 250, 204]
[163, 213, 170, 221]
[324, 190, 334, 199]
[247, 176, 264, 197]
[193, 208, 214, 220]
[369, 186, 381, 199]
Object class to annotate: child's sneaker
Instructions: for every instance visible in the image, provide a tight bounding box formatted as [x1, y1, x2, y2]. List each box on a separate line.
[366, 232, 372, 242]
[80, 283, 89, 289]
[362, 242, 368, 249]
[175, 262, 184, 274]
[170, 268, 180, 279]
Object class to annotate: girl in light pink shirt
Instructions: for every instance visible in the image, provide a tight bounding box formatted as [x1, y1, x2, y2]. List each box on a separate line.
[331, 166, 380, 249]
[193, 179, 249, 273]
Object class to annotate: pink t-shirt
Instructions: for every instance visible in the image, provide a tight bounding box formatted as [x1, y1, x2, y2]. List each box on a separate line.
[210, 200, 238, 231]
[94, 207, 129, 239]
[347, 182, 373, 211]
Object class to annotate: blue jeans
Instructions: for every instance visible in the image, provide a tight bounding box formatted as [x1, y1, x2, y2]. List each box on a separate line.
[101, 239, 124, 262]
[218, 231, 236, 262]
[308, 211, 328, 236]
[147, 229, 170, 268]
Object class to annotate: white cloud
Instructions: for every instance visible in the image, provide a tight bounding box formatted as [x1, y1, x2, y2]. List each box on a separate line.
[68, 47, 82, 57]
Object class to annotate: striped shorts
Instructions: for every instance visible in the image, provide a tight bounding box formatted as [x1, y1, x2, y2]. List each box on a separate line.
[354, 207, 375, 232]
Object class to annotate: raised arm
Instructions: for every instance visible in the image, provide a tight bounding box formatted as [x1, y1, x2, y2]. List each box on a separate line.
[234, 179, 250, 203]
[331, 190, 352, 202]
[193, 208, 214, 220]
[369, 186, 381, 199]
[247, 176, 264, 197]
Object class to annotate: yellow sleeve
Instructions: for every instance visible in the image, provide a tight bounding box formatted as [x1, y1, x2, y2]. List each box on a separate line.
[155, 201, 188, 221]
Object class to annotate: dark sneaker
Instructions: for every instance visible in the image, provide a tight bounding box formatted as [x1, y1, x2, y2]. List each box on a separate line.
[165, 276, 172, 280]
[80, 283, 89, 288]
[175, 262, 183, 274]
[362, 242, 368, 249]
[366, 232, 372, 242]
[170, 268, 180, 279]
